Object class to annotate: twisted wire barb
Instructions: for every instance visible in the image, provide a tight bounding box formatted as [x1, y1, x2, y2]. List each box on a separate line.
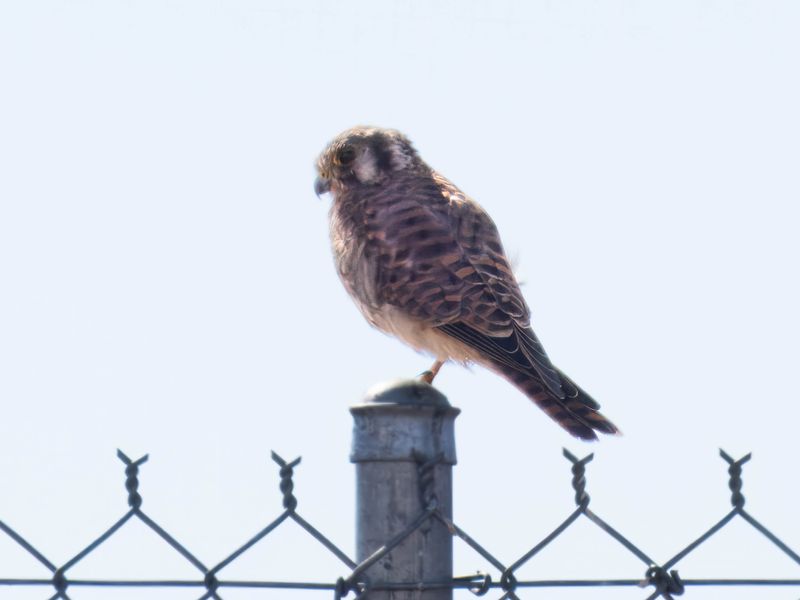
[116, 449, 149, 509]
[415, 450, 443, 512]
[563, 448, 593, 509]
[720, 449, 751, 510]
[270, 451, 301, 511]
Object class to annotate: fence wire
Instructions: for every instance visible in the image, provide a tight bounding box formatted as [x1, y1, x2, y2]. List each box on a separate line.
[1, 448, 798, 599]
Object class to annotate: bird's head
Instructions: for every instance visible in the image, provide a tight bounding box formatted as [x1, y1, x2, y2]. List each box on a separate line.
[314, 126, 424, 197]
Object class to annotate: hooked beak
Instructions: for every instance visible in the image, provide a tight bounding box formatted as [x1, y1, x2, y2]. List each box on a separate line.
[314, 176, 331, 198]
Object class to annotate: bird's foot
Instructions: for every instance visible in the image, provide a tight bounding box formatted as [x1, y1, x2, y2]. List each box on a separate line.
[418, 360, 445, 385]
[419, 370, 435, 384]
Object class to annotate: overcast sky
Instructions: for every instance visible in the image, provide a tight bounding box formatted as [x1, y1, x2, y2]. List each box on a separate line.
[1, 1, 799, 599]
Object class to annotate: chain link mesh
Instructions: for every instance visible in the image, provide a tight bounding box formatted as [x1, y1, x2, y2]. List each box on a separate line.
[1, 448, 798, 599]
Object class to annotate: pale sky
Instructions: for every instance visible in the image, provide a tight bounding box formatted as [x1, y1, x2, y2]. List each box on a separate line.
[1, 2, 799, 599]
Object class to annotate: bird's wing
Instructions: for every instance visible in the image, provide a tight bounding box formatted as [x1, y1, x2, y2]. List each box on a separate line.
[366, 171, 564, 399]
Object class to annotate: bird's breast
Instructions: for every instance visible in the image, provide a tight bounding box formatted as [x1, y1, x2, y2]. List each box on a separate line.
[329, 197, 384, 320]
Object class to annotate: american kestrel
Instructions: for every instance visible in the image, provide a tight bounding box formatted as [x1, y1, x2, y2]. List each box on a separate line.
[315, 126, 618, 440]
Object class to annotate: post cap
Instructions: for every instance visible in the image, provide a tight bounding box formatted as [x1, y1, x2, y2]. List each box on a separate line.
[363, 378, 451, 408]
[350, 379, 459, 464]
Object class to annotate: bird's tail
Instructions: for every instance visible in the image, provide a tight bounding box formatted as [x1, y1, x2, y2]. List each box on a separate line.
[490, 362, 619, 441]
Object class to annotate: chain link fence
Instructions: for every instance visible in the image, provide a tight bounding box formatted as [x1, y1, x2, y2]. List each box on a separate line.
[2, 383, 799, 600]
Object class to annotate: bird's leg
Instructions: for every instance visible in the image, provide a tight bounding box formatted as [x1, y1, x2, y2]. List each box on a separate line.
[419, 359, 445, 385]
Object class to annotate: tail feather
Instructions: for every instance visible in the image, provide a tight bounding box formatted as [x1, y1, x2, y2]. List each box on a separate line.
[490, 361, 619, 441]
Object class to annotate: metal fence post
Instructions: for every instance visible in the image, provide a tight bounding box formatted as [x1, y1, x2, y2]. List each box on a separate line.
[350, 379, 460, 599]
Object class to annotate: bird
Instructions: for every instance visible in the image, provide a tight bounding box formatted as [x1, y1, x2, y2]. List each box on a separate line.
[315, 126, 618, 440]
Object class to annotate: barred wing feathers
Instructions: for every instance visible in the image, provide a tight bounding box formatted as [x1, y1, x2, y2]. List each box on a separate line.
[364, 171, 617, 439]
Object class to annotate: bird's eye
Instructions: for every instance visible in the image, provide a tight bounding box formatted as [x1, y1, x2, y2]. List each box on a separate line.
[337, 146, 356, 165]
